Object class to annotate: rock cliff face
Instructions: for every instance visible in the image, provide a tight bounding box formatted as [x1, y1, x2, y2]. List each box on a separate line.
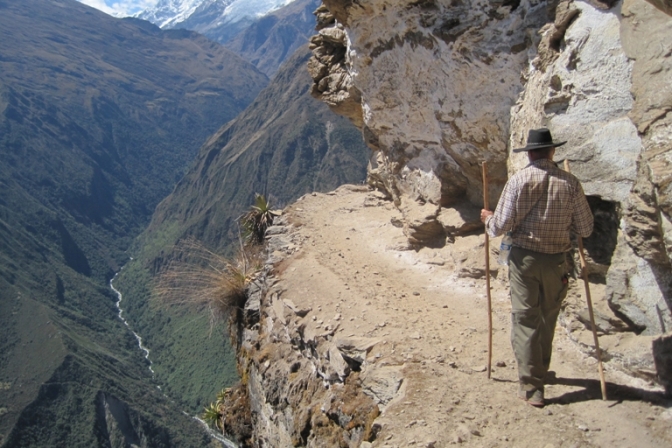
[308, 0, 672, 334]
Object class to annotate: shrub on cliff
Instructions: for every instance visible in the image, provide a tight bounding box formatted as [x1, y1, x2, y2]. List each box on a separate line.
[153, 238, 263, 324]
[202, 387, 230, 431]
[201, 384, 252, 444]
[241, 193, 280, 245]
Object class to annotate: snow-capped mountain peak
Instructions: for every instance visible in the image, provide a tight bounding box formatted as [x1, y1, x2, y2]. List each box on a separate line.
[136, 0, 297, 29]
[223, 0, 296, 23]
[135, 0, 210, 28]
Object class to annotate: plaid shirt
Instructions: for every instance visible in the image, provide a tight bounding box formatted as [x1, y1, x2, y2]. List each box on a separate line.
[485, 158, 593, 254]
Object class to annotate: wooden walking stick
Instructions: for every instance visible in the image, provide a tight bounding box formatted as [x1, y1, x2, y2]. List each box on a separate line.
[564, 160, 608, 400]
[482, 161, 493, 379]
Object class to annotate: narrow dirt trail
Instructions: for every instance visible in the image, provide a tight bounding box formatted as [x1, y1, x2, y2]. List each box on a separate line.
[274, 185, 671, 447]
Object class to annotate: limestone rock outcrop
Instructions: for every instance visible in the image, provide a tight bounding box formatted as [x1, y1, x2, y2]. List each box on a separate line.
[517, 0, 672, 336]
[310, 0, 554, 212]
[308, 5, 364, 127]
[309, 0, 672, 335]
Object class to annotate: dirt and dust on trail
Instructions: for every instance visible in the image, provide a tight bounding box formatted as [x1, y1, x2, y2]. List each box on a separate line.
[272, 184, 672, 448]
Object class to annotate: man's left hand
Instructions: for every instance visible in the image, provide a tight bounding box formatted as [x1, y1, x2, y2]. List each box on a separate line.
[480, 209, 493, 223]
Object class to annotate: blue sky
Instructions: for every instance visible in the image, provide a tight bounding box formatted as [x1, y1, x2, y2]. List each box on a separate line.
[77, 0, 158, 17]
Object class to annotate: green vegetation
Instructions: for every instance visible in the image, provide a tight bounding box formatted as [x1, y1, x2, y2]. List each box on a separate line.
[202, 402, 225, 432]
[116, 219, 267, 414]
[0, 0, 267, 445]
[201, 388, 230, 432]
[114, 257, 240, 414]
[241, 194, 279, 245]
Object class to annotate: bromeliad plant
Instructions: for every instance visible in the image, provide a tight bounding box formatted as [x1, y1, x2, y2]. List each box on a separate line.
[202, 402, 223, 432]
[241, 193, 279, 246]
[201, 388, 232, 432]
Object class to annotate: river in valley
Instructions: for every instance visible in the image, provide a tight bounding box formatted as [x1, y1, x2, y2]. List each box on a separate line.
[110, 271, 154, 375]
[109, 269, 238, 448]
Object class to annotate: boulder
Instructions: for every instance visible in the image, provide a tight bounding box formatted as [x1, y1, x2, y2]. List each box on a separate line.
[335, 336, 382, 365]
[361, 364, 404, 408]
[400, 199, 445, 246]
[436, 202, 482, 240]
[606, 232, 672, 334]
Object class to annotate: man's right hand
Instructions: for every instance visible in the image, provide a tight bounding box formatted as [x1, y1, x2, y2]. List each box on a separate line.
[480, 209, 493, 223]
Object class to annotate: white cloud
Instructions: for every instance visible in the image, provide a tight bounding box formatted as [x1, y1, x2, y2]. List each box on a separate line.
[78, 0, 158, 17]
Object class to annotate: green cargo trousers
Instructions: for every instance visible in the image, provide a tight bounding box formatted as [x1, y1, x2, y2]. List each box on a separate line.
[509, 246, 569, 392]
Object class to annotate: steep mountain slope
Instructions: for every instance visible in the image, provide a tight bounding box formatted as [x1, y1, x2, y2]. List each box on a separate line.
[146, 44, 368, 251]
[226, 0, 321, 76]
[0, 0, 267, 445]
[116, 45, 369, 411]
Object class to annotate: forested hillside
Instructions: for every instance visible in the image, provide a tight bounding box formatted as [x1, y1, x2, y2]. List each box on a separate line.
[0, 0, 267, 445]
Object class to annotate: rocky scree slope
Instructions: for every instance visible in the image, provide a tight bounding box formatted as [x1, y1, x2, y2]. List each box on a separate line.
[308, 0, 672, 339]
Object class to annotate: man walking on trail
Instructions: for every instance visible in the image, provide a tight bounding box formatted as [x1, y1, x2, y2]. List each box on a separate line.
[480, 128, 593, 407]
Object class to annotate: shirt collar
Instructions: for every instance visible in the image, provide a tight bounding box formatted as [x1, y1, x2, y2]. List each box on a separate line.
[527, 158, 558, 169]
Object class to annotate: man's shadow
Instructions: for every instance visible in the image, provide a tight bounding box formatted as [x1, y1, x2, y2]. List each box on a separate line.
[544, 372, 671, 407]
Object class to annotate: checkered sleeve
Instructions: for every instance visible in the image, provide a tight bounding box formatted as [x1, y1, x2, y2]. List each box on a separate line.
[486, 177, 518, 238]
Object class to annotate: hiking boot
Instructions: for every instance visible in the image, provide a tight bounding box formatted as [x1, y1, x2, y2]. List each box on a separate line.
[518, 388, 544, 407]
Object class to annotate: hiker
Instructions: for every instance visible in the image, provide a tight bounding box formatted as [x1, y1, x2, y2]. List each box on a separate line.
[480, 128, 594, 407]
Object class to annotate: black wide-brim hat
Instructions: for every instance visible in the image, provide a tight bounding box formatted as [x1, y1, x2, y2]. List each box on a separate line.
[512, 128, 567, 153]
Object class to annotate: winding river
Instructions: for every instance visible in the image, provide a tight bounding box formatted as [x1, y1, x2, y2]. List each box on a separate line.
[110, 271, 155, 375]
[109, 269, 238, 448]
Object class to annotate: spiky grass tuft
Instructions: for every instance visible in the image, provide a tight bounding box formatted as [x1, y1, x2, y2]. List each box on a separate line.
[153, 238, 264, 324]
[201, 402, 224, 432]
[241, 193, 280, 246]
[201, 387, 233, 432]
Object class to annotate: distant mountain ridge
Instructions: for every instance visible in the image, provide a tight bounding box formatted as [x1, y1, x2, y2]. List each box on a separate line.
[226, 0, 320, 76]
[0, 0, 267, 445]
[137, 0, 319, 76]
[137, 0, 297, 38]
[136, 0, 210, 27]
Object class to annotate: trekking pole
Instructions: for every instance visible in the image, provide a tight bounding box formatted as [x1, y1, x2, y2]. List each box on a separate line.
[482, 161, 493, 379]
[563, 160, 608, 400]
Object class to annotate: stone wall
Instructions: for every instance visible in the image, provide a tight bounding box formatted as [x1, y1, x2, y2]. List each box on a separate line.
[228, 217, 381, 447]
[309, 0, 672, 334]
